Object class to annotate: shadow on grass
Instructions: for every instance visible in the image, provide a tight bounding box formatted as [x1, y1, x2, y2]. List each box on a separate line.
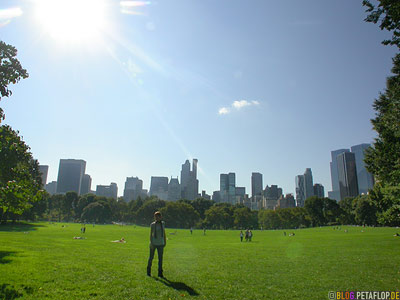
[0, 251, 18, 264]
[154, 277, 199, 296]
[0, 222, 45, 232]
[0, 284, 23, 300]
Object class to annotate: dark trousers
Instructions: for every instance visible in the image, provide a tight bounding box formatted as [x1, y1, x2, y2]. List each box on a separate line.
[147, 245, 164, 275]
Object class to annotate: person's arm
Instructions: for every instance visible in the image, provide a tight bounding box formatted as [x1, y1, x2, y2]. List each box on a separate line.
[149, 223, 154, 243]
[163, 222, 166, 246]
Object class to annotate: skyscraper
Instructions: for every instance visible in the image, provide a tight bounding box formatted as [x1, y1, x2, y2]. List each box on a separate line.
[150, 176, 169, 200]
[304, 168, 314, 200]
[220, 172, 236, 204]
[56, 159, 86, 195]
[329, 149, 350, 201]
[180, 159, 199, 200]
[80, 174, 92, 195]
[295, 175, 305, 207]
[39, 165, 49, 188]
[313, 183, 325, 198]
[168, 177, 181, 201]
[351, 144, 374, 194]
[337, 152, 359, 200]
[251, 172, 263, 199]
[295, 168, 314, 207]
[96, 182, 118, 200]
[123, 176, 144, 202]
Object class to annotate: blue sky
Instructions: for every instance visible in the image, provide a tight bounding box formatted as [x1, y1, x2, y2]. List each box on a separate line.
[0, 0, 397, 197]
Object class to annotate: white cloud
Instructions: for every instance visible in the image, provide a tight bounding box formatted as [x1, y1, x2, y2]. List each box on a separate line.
[218, 99, 260, 115]
[218, 107, 230, 115]
[233, 100, 251, 109]
[0, 7, 23, 21]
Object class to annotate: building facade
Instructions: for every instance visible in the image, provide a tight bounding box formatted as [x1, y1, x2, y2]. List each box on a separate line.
[351, 144, 374, 195]
[56, 159, 86, 195]
[96, 182, 118, 200]
[39, 165, 49, 188]
[180, 159, 199, 200]
[337, 152, 359, 200]
[149, 176, 169, 200]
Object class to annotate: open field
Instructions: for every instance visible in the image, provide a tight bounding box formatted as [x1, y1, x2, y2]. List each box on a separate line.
[0, 223, 399, 300]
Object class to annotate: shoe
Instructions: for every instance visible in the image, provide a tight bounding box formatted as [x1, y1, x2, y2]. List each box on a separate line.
[147, 267, 151, 276]
[158, 273, 164, 278]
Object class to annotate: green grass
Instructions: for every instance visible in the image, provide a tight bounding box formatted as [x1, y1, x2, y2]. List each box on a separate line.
[0, 223, 399, 299]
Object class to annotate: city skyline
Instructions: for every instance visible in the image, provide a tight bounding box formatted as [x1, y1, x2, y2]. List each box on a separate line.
[1, 1, 396, 197]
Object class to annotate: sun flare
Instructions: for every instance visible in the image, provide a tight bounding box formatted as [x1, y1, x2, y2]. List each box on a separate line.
[34, 0, 107, 44]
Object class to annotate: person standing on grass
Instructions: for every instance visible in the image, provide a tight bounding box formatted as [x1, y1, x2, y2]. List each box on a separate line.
[240, 230, 244, 242]
[147, 211, 166, 278]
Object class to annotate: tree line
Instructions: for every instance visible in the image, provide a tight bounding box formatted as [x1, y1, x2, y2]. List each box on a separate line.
[5, 192, 386, 229]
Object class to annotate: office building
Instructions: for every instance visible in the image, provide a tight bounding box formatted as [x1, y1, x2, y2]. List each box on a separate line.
[220, 172, 236, 204]
[180, 159, 199, 200]
[337, 152, 359, 200]
[276, 194, 296, 209]
[168, 177, 181, 201]
[96, 182, 118, 200]
[263, 185, 283, 210]
[329, 149, 350, 201]
[295, 168, 314, 206]
[123, 176, 144, 202]
[313, 183, 325, 198]
[56, 159, 86, 195]
[351, 144, 374, 194]
[80, 174, 92, 195]
[45, 181, 57, 195]
[295, 175, 305, 207]
[39, 165, 49, 187]
[251, 172, 263, 199]
[150, 176, 169, 200]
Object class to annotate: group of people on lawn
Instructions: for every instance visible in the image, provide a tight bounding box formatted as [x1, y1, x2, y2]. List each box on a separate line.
[239, 229, 253, 242]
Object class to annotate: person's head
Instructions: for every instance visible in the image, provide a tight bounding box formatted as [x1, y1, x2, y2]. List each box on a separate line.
[154, 211, 162, 221]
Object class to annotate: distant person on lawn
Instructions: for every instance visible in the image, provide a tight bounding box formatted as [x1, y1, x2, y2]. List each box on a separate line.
[147, 211, 166, 278]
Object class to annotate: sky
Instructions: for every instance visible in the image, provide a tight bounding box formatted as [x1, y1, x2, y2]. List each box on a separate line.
[0, 0, 397, 197]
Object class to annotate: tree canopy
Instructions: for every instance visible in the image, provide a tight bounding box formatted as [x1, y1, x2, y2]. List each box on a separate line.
[0, 41, 28, 122]
[0, 125, 43, 223]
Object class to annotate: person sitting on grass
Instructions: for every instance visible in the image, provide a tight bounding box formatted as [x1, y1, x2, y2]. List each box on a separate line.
[147, 211, 166, 278]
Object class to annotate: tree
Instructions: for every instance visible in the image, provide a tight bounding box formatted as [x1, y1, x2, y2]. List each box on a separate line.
[304, 196, 325, 226]
[233, 207, 254, 229]
[353, 195, 378, 226]
[75, 193, 96, 219]
[160, 202, 200, 228]
[0, 41, 29, 122]
[363, 0, 400, 49]
[364, 54, 400, 186]
[189, 198, 214, 220]
[0, 125, 43, 223]
[135, 199, 166, 226]
[338, 197, 356, 224]
[369, 183, 400, 226]
[204, 204, 234, 229]
[64, 191, 78, 221]
[81, 201, 112, 224]
[258, 209, 281, 230]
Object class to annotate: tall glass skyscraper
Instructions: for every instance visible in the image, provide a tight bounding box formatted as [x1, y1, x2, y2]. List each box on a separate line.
[56, 159, 86, 195]
[351, 144, 374, 195]
[337, 152, 359, 200]
[251, 172, 263, 199]
[329, 149, 350, 201]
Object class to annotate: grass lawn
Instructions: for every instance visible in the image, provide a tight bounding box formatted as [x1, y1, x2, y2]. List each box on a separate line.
[0, 223, 399, 299]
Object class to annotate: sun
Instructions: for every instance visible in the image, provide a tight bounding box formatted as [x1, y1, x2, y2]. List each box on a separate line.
[34, 0, 108, 44]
